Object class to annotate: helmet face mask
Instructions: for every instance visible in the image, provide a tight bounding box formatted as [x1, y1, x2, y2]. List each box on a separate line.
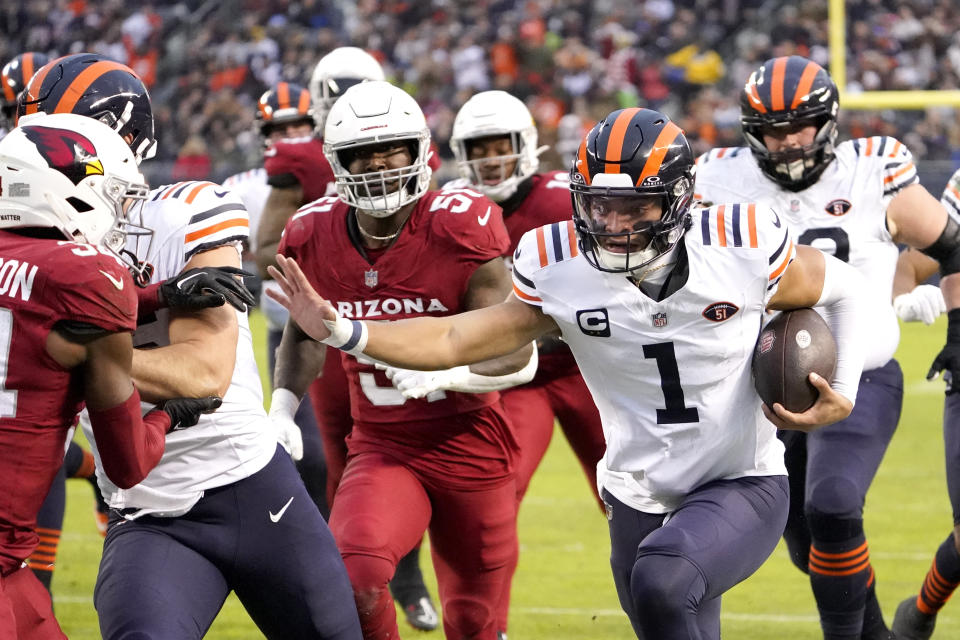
[309, 47, 385, 135]
[16, 53, 157, 164]
[570, 108, 694, 276]
[0, 113, 152, 272]
[323, 81, 431, 218]
[740, 56, 839, 192]
[450, 90, 541, 202]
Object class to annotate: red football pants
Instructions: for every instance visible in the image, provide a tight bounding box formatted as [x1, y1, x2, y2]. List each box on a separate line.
[329, 451, 517, 640]
[495, 372, 607, 632]
[0, 565, 65, 640]
[308, 348, 353, 507]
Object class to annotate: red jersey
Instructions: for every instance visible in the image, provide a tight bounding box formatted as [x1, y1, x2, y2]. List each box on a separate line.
[279, 189, 514, 466]
[501, 171, 579, 380]
[265, 137, 444, 205]
[0, 232, 136, 573]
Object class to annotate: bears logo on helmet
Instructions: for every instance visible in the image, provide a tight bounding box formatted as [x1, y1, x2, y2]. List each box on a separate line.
[22, 125, 104, 185]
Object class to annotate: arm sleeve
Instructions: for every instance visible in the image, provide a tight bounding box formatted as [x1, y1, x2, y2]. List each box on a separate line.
[815, 253, 867, 405]
[87, 388, 171, 489]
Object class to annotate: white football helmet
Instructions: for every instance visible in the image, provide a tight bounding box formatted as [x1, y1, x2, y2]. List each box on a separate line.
[309, 47, 385, 133]
[323, 81, 431, 217]
[0, 112, 151, 265]
[450, 90, 544, 202]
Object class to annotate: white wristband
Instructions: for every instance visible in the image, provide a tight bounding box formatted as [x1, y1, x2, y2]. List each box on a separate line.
[269, 387, 300, 420]
[321, 314, 368, 356]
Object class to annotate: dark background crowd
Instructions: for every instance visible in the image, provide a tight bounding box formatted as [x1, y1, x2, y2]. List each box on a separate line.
[3, 0, 959, 191]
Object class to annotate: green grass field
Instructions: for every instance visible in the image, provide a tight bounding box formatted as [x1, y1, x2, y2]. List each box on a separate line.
[50, 312, 958, 639]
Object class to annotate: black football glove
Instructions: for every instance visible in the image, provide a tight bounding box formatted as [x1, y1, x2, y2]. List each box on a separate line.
[927, 308, 960, 394]
[155, 396, 222, 431]
[160, 267, 257, 312]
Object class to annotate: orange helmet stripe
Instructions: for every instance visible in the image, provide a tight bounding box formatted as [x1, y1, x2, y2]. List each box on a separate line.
[770, 57, 788, 111]
[54, 61, 138, 114]
[21, 55, 66, 116]
[277, 82, 290, 110]
[745, 83, 766, 113]
[22, 53, 36, 88]
[604, 107, 641, 174]
[1, 74, 14, 103]
[790, 60, 821, 109]
[297, 87, 310, 114]
[637, 121, 682, 185]
[576, 140, 591, 185]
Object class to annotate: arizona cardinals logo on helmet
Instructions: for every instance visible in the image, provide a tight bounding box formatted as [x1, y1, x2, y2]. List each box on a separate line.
[22, 125, 104, 185]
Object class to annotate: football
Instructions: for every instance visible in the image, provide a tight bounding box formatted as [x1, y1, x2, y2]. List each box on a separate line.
[752, 308, 837, 413]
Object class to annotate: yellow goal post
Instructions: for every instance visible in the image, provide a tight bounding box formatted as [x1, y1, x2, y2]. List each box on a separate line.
[829, 0, 960, 109]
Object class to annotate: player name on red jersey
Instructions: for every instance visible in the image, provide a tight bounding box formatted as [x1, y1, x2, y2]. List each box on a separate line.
[334, 297, 450, 319]
[0, 257, 38, 302]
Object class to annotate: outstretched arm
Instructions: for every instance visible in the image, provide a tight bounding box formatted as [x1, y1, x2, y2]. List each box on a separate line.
[266, 254, 556, 370]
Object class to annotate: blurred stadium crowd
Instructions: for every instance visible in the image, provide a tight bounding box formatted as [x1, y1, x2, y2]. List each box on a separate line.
[3, 0, 959, 188]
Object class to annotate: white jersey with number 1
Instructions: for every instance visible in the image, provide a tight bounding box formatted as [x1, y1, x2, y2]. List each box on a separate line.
[511, 205, 792, 513]
[83, 180, 276, 518]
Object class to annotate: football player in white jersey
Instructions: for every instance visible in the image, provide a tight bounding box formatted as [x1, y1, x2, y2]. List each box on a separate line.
[267, 106, 869, 639]
[694, 55, 960, 640]
[19, 53, 362, 639]
[223, 81, 334, 521]
[889, 168, 960, 639]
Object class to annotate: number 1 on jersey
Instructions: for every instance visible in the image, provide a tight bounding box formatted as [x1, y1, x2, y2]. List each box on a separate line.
[643, 342, 699, 424]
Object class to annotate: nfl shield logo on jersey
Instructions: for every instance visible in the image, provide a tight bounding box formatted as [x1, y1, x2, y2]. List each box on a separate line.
[364, 269, 378, 288]
[652, 312, 668, 328]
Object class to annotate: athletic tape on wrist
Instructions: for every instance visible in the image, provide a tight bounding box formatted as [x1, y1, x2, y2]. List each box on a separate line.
[321, 314, 368, 356]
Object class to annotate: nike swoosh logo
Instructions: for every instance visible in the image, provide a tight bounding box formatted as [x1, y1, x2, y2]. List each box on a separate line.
[477, 206, 491, 226]
[269, 496, 294, 523]
[771, 210, 782, 228]
[213, 189, 229, 198]
[175, 271, 204, 290]
[99, 270, 124, 291]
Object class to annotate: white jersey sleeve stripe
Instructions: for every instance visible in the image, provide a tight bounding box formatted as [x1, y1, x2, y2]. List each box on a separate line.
[152, 182, 186, 201]
[769, 239, 795, 283]
[534, 221, 578, 266]
[699, 203, 758, 248]
[943, 173, 960, 220]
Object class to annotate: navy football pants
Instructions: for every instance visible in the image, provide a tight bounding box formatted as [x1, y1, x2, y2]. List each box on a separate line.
[94, 446, 361, 640]
[604, 474, 789, 640]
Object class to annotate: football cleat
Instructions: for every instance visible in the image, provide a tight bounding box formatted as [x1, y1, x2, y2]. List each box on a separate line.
[891, 595, 936, 640]
[402, 595, 439, 631]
